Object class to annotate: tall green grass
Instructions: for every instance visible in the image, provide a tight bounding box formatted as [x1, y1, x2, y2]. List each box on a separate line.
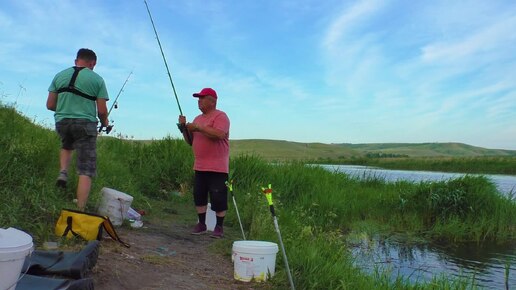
[227, 158, 515, 241]
[97, 136, 193, 199]
[225, 156, 515, 289]
[1, 105, 64, 240]
[0, 104, 194, 240]
[2, 103, 514, 289]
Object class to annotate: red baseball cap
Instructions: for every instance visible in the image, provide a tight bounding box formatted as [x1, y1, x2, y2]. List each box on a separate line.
[193, 88, 217, 99]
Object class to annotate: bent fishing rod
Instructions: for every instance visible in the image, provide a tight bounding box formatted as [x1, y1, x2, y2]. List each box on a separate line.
[144, 0, 191, 142]
[99, 70, 133, 134]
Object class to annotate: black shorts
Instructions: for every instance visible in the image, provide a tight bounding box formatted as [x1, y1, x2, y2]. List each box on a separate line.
[193, 171, 228, 212]
[56, 119, 98, 177]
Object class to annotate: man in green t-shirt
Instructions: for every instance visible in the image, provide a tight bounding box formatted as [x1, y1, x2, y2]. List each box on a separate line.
[46, 48, 109, 211]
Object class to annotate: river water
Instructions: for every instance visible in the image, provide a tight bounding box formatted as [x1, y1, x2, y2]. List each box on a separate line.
[317, 164, 516, 289]
[318, 164, 516, 197]
[349, 234, 515, 289]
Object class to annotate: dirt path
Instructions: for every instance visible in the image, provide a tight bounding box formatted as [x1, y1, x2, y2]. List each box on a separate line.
[92, 218, 269, 290]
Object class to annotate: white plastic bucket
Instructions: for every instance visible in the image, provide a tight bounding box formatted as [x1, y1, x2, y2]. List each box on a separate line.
[97, 187, 133, 226]
[232, 240, 279, 282]
[0, 227, 33, 290]
[198, 203, 216, 232]
[206, 203, 216, 232]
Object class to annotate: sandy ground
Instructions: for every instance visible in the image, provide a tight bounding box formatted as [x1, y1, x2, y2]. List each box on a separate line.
[92, 219, 270, 290]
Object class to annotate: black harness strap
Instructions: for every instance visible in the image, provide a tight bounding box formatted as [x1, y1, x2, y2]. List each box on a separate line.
[56, 66, 97, 101]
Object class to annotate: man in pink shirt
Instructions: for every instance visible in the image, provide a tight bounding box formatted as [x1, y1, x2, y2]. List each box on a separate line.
[178, 88, 230, 238]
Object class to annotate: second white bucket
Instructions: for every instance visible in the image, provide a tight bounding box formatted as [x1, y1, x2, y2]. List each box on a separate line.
[0, 227, 34, 290]
[197, 203, 216, 231]
[206, 203, 216, 232]
[97, 187, 133, 226]
[232, 240, 279, 282]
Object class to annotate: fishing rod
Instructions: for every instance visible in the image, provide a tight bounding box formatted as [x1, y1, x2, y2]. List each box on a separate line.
[143, 0, 190, 139]
[262, 184, 295, 290]
[225, 179, 246, 240]
[99, 71, 133, 134]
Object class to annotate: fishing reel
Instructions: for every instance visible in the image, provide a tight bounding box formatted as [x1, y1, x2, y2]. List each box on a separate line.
[177, 122, 186, 133]
[98, 124, 113, 134]
[100, 101, 118, 135]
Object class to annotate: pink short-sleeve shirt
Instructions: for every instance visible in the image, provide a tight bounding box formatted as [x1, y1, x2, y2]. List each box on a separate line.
[192, 110, 230, 173]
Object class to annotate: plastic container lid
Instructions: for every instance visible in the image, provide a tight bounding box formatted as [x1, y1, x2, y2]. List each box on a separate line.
[233, 240, 278, 254]
[0, 227, 33, 260]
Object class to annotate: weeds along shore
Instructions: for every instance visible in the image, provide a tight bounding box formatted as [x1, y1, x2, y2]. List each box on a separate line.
[2, 104, 515, 289]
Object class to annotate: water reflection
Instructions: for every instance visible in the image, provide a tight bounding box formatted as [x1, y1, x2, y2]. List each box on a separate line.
[349, 234, 515, 289]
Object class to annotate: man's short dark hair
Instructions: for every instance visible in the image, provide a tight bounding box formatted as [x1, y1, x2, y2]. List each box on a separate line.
[76, 48, 97, 61]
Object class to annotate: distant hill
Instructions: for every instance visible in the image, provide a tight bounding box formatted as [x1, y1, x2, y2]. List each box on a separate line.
[337, 142, 516, 157]
[230, 139, 361, 161]
[230, 139, 516, 161]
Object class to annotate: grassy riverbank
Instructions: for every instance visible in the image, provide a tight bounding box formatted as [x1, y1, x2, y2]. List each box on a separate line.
[231, 139, 516, 175]
[2, 104, 515, 289]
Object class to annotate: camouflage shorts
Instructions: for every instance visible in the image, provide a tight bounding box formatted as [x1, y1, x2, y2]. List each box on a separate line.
[56, 119, 98, 177]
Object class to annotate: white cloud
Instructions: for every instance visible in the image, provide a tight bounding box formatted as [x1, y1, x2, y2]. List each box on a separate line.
[322, 0, 383, 51]
[421, 15, 516, 64]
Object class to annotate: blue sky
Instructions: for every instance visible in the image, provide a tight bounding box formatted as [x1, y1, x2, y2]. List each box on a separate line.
[1, 0, 515, 150]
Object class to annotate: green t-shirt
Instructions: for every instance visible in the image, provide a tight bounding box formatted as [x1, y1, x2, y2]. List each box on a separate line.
[48, 67, 109, 122]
